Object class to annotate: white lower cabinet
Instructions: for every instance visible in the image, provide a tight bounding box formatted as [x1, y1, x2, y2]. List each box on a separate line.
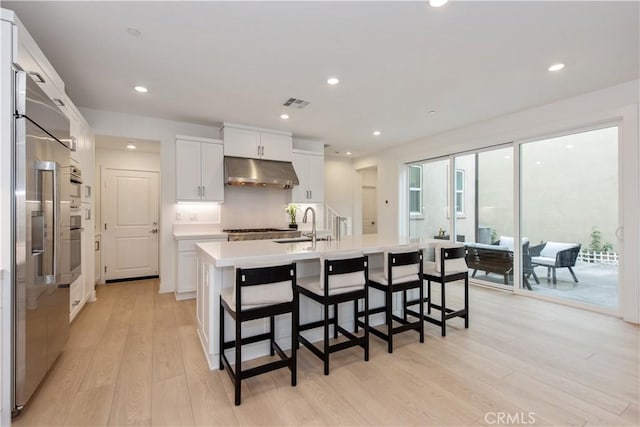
[175, 237, 226, 300]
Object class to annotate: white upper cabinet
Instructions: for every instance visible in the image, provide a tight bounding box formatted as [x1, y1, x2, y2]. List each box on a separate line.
[176, 136, 224, 202]
[291, 151, 324, 203]
[222, 124, 293, 161]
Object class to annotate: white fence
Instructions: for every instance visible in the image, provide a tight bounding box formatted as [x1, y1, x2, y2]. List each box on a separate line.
[578, 250, 619, 266]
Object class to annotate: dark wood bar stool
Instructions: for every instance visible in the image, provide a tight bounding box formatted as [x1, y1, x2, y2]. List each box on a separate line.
[407, 243, 469, 337]
[297, 250, 369, 375]
[368, 245, 424, 353]
[219, 262, 298, 405]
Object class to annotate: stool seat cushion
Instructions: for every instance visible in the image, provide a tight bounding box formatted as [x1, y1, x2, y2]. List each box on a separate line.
[369, 268, 419, 286]
[221, 287, 290, 312]
[297, 276, 364, 296]
[423, 261, 469, 277]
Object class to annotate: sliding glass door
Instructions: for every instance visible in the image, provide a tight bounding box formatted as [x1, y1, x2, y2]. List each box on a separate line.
[520, 126, 619, 308]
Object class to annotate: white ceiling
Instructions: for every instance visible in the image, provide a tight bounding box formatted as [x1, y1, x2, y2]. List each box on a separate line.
[5, 1, 639, 157]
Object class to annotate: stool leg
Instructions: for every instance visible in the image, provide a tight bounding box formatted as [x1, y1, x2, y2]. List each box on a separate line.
[403, 290, 407, 322]
[324, 302, 330, 375]
[333, 303, 339, 339]
[292, 299, 298, 387]
[464, 275, 469, 329]
[440, 281, 446, 337]
[219, 298, 224, 370]
[427, 280, 432, 315]
[364, 292, 370, 361]
[387, 288, 393, 354]
[353, 299, 359, 333]
[234, 316, 242, 405]
[269, 315, 275, 357]
[419, 281, 424, 343]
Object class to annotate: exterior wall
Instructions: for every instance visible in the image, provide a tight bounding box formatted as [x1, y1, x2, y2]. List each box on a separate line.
[352, 79, 639, 322]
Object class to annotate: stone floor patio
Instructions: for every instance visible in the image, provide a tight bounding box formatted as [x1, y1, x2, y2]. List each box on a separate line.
[470, 261, 618, 309]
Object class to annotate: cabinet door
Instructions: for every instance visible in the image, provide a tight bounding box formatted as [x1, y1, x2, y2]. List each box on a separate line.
[176, 139, 202, 201]
[260, 132, 292, 161]
[223, 127, 260, 158]
[177, 251, 197, 293]
[290, 152, 308, 202]
[94, 235, 101, 284]
[306, 154, 324, 203]
[200, 142, 224, 202]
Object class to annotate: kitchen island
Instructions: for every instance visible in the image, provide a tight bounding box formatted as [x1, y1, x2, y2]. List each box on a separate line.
[195, 235, 438, 369]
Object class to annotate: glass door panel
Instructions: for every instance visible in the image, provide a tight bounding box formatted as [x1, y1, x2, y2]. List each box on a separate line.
[408, 159, 450, 242]
[520, 126, 619, 308]
[455, 148, 514, 288]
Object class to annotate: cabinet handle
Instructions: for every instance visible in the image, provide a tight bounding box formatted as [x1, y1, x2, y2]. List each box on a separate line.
[197, 186, 201, 196]
[29, 71, 45, 83]
[309, 190, 312, 199]
[257, 145, 261, 156]
[261, 146, 264, 156]
[95, 240, 100, 251]
[202, 186, 205, 197]
[85, 185, 91, 198]
[72, 300, 81, 307]
[85, 208, 91, 220]
[53, 98, 65, 107]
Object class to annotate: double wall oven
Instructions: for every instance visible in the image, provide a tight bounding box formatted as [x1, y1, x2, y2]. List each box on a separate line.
[68, 166, 83, 284]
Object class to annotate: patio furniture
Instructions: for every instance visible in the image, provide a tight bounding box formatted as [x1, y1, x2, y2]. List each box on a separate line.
[530, 242, 581, 286]
[465, 236, 534, 289]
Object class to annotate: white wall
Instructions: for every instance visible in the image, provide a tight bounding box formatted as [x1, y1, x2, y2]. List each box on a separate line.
[324, 156, 356, 220]
[352, 79, 639, 323]
[81, 108, 219, 293]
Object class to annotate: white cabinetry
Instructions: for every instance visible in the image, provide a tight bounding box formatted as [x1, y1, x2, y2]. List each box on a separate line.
[95, 234, 101, 284]
[175, 237, 226, 300]
[176, 136, 224, 202]
[222, 124, 293, 161]
[291, 150, 324, 203]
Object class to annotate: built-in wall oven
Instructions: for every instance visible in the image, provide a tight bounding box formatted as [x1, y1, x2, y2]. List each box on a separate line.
[69, 166, 82, 209]
[69, 212, 83, 283]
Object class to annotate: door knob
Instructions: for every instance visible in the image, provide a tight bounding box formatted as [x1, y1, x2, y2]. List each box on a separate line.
[150, 228, 158, 234]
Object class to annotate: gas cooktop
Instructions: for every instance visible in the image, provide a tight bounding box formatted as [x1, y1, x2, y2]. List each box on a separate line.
[223, 228, 289, 233]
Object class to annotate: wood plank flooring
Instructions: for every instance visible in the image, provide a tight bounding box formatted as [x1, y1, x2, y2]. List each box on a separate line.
[13, 278, 639, 426]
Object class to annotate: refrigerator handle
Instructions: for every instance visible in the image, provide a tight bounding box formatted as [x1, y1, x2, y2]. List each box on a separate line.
[34, 160, 58, 285]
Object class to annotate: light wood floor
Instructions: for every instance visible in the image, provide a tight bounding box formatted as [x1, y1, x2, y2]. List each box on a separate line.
[13, 278, 639, 426]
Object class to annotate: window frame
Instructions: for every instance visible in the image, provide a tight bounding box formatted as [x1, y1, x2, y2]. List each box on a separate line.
[455, 169, 465, 216]
[408, 165, 423, 218]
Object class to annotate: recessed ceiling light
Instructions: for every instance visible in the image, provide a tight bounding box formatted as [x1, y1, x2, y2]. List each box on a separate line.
[548, 63, 565, 72]
[346, 152, 352, 156]
[372, 130, 381, 136]
[535, 161, 542, 165]
[429, 0, 449, 7]
[126, 142, 137, 150]
[134, 85, 148, 93]
[280, 113, 289, 120]
[126, 27, 142, 37]
[504, 155, 511, 159]
[327, 77, 340, 85]
[566, 144, 573, 149]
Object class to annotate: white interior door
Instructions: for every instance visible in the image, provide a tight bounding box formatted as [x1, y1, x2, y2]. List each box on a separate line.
[362, 186, 377, 234]
[102, 169, 159, 281]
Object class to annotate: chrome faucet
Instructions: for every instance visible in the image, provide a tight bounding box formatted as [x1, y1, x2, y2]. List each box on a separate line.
[302, 207, 317, 245]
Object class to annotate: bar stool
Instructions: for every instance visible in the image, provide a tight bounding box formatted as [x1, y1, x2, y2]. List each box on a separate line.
[219, 261, 298, 405]
[297, 250, 369, 375]
[408, 243, 469, 337]
[368, 245, 424, 353]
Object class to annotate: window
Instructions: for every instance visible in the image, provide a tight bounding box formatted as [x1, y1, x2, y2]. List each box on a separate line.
[455, 169, 464, 215]
[409, 165, 422, 216]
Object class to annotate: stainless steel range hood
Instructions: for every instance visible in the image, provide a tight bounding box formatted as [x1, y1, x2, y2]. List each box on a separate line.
[224, 156, 299, 189]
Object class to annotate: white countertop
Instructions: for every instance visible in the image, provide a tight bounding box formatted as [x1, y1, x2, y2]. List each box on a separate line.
[172, 223, 228, 240]
[196, 234, 439, 267]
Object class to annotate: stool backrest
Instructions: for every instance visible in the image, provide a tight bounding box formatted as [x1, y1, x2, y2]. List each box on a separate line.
[435, 243, 468, 274]
[321, 251, 368, 292]
[234, 262, 296, 309]
[385, 246, 423, 285]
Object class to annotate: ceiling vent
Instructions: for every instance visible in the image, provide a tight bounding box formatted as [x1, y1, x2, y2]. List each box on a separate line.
[283, 98, 310, 109]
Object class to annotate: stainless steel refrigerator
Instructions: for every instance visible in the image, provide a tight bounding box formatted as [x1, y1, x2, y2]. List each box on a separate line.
[12, 70, 71, 415]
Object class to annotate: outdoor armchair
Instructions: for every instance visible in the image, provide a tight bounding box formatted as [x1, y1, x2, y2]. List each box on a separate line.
[530, 242, 581, 286]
